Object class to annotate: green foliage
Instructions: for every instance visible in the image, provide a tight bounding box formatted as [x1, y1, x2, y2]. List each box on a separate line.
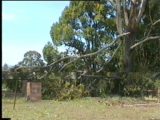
[58, 82, 88, 101]
[2, 66, 24, 92]
[123, 73, 156, 97]
[4, 78, 22, 92]
[154, 80, 160, 88]
[96, 79, 114, 97]
[4, 0, 159, 99]
[41, 73, 63, 99]
[50, 1, 116, 73]
[45, 0, 160, 99]
[43, 42, 59, 64]
[133, 40, 160, 72]
[41, 72, 88, 100]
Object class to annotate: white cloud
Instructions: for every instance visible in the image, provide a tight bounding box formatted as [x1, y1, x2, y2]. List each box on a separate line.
[2, 13, 16, 21]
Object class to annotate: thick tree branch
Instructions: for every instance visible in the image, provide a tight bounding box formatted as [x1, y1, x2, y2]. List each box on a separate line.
[95, 41, 122, 73]
[47, 56, 76, 67]
[130, 36, 160, 50]
[115, 0, 123, 34]
[59, 32, 130, 71]
[153, 19, 160, 26]
[117, 32, 130, 38]
[123, 7, 129, 26]
[137, 0, 147, 23]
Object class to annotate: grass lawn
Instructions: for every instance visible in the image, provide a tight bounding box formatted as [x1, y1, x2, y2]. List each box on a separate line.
[2, 97, 160, 120]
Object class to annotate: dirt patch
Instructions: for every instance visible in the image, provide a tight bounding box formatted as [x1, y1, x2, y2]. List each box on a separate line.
[121, 103, 160, 108]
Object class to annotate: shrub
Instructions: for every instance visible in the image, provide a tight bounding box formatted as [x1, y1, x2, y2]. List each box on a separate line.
[41, 73, 63, 99]
[94, 79, 114, 97]
[58, 82, 89, 101]
[41, 73, 89, 100]
[123, 73, 155, 97]
[4, 79, 22, 92]
[154, 80, 160, 88]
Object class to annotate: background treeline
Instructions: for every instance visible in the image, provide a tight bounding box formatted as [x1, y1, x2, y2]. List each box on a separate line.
[2, 0, 160, 100]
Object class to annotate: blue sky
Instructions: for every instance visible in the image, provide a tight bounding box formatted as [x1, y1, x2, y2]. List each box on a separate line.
[2, 1, 69, 66]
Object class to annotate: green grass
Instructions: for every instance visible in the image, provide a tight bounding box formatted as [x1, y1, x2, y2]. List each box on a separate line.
[2, 97, 160, 120]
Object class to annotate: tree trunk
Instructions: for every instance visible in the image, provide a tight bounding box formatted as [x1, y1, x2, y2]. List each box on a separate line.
[124, 31, 136, 73]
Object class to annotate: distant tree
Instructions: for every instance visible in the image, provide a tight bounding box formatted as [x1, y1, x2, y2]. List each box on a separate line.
[19, 50, 45, 68]
[2, 63, 9, 71]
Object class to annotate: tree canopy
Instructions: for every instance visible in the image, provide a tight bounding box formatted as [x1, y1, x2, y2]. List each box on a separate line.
[3, 0, 160, 99]
[18, 50, 45, 68]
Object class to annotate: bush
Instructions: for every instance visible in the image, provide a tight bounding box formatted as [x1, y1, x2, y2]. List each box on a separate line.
[122, 73, 155, 97]
[58, 82, 89, 101]
[154, 80, 160, 88]
[94, 79, 114, 97]
[41, 73, 63, 99]
[4, 79, 22, 92]
[41, 73, 89, 100]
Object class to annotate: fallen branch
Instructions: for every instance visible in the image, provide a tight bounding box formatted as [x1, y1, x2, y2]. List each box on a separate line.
[47, 56, 76, 67]
[59, 32, 130, 71]
[95, 41, 122, 73]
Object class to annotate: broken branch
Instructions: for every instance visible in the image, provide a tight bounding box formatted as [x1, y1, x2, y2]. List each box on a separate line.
[59, 32, 130, 71]
[130, 36, 160, 50]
